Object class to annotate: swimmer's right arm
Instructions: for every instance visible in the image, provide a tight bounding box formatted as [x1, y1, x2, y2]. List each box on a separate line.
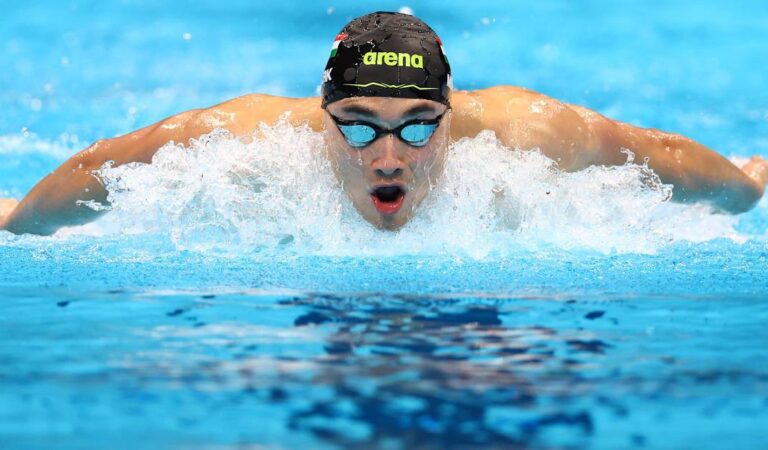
[0, 94, 322, 235]
[0, 108, 205, 235]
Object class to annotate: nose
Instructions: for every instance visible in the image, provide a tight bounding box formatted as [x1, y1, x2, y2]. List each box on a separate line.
[371, 135, 404, 179]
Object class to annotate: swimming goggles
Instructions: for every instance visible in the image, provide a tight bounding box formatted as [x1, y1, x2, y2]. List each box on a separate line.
[329, 112, 446, 148]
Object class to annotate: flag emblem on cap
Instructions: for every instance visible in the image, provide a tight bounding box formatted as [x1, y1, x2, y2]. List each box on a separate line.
[435, 35, 449, 65]
[329, 33, 348, 58]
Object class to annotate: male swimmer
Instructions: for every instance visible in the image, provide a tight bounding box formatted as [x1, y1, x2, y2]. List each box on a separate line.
[1, 11, 767, 235]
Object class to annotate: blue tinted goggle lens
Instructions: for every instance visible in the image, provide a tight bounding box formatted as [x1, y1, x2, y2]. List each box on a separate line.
[399, 123, 438, 146]
[338, 124, 377, 147]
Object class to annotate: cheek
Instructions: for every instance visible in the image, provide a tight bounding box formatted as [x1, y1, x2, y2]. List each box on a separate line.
[326, 134, 365, 174]
[340, 149, 367, 176]
[330, 148, 369, 186]
[409, 148, 445, 180]
[409, 129, 449, 178]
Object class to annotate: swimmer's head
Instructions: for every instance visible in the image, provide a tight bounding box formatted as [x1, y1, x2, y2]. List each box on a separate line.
[321, 12, 453, 230]
[321, 11, 452, 108]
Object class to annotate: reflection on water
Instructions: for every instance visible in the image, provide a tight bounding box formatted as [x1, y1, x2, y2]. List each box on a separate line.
[283, 295, 602, 449]
[1, 290, 767, 449]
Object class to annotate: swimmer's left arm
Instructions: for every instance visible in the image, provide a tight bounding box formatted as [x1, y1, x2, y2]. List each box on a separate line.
[567, 104, 767, 214]
[466, 87, 764, 213]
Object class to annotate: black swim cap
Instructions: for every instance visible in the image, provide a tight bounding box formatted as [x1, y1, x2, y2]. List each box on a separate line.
[321, 11, 452, 108]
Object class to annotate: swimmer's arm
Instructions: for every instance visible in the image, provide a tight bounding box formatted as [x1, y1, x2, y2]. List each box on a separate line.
[461, 87, 763, 213]
[0, 109, 205, 235]
[0, 95, 322, 235]
[0, 199, 19, 225]
[569, 104, 766, 214]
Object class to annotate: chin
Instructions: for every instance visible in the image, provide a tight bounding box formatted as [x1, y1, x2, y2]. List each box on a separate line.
[358, 204, 411, 231]
[378, 214, 408, 231]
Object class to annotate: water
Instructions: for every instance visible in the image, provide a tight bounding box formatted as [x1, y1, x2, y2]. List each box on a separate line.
[1, 1, 767, 449]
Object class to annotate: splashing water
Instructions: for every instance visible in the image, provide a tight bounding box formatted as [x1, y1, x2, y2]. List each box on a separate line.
[69, 120, 738, 257]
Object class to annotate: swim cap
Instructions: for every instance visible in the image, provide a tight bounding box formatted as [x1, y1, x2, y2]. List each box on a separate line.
[321, 11, 452, 108]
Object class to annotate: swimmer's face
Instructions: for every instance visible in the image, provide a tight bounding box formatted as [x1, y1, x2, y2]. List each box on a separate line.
[323, 97, 450, 230]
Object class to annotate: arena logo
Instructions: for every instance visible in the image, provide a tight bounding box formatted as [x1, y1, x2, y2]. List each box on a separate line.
[362, 52, 424, 69]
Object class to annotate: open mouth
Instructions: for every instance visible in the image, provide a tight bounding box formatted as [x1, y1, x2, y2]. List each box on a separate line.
[371, 185, 406, 215]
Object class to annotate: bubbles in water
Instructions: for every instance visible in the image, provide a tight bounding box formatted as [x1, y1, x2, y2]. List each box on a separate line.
[81, 121, 740, 257]
[29, 98, 43, 112]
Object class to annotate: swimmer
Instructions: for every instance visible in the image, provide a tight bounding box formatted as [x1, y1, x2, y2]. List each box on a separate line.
[1, 11, 767, 235]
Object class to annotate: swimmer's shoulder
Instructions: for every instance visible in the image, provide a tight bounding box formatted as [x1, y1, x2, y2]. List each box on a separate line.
[451, 86, 599, 168]
[451, 85, 561, 118]
[454, 85, 542, 101]
[188, 94, 324, 136]
[450, 86, 556, 139]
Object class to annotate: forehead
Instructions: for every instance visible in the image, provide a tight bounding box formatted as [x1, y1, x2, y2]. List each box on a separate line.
[327, 97, 444, 121]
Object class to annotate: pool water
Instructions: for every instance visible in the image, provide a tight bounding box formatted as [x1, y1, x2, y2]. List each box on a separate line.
[1, 1, 767, 449]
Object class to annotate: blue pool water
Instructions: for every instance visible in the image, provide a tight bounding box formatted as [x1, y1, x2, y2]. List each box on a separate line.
[2, 1, 768, 448]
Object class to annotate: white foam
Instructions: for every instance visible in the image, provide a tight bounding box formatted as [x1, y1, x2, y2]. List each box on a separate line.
[77, 121, 741, 257]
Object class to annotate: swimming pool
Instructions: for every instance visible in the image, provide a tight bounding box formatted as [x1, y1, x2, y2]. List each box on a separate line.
[1, 1, 767, 448]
